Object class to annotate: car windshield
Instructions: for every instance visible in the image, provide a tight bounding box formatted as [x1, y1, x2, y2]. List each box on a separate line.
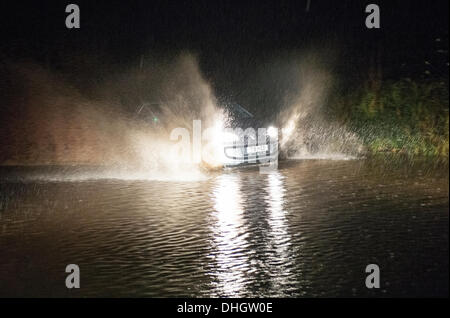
[224, 103, 254, 119]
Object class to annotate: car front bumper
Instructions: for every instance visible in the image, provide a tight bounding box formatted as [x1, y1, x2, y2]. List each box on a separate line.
[223, 140, 278, 167]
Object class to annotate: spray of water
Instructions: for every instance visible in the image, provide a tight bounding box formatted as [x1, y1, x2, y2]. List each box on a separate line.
[0, 50, 363, 183]
[0, 54, 227, 181]
[276, 53, 363, 160]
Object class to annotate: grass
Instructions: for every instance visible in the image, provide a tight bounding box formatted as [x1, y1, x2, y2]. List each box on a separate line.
[329, 79, 449, 158]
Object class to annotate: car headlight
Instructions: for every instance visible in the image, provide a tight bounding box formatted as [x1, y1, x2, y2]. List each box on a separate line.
[267, 126, 278, 138]
[222, 131, 240, 143]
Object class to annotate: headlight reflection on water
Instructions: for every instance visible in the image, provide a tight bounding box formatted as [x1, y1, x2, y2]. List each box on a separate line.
[210, 171, 295, 297]
[211, 174, 249, 296]
[265, 172, 295, 295]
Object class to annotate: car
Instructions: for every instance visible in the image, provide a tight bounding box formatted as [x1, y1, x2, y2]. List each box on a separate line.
[135, 101, 279, 168]
[220, 103, 278, 167]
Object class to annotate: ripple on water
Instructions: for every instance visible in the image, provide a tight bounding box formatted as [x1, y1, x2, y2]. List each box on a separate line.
[0, 159, 448, 297]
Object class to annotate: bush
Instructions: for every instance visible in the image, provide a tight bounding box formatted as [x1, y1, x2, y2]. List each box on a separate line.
[330, 79, 449, 157]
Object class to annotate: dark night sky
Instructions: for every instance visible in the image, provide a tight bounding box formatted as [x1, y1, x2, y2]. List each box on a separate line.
[1, 1, 447, 45]
[0, 0, 448, 90]
[0, 0, 448, 163]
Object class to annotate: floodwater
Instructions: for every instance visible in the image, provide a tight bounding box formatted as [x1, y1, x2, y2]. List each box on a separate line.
[0, 158, 448, 297]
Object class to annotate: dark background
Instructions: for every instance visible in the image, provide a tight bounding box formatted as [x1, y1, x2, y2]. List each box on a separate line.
[1, 1, 448, 78]
[0, 0, 448, 122]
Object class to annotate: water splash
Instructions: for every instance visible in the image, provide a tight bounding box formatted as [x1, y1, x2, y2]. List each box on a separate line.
[0, 54, 227, 181]
[276, 54, 363, 160]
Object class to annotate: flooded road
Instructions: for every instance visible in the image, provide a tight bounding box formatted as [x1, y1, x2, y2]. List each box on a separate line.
[0, 158, 448, 297]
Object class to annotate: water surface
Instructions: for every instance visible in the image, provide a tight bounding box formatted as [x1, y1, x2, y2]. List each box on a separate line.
[0, 159, 448, 297]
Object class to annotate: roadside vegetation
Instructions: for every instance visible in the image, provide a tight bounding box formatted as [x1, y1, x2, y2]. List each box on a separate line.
[330, 79, 449, 158]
